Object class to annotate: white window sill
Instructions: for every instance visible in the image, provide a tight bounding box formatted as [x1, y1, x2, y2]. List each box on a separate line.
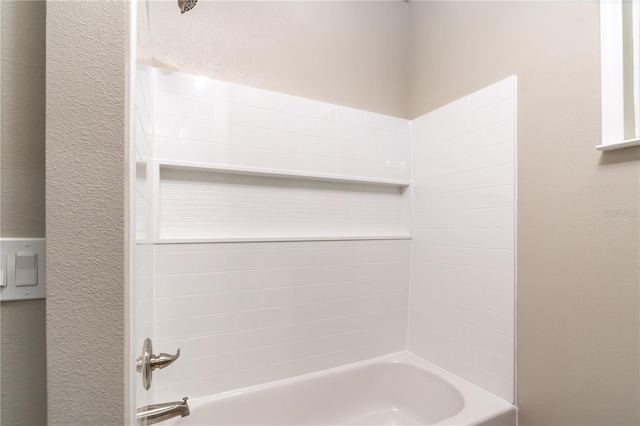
[596, 137, 640, 151]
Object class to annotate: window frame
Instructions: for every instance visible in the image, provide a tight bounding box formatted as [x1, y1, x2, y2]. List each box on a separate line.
[597, 0, 640, 151]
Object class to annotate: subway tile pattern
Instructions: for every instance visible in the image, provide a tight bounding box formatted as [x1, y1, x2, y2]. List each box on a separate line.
[152, 68, 411, 182]
[408, 77, 517, 402]
[153, 69, 411, 241]
[138, 68, 412, 401]
[152, 240, 410, 401]
[134, 241, 156, 408]
[132, 68, 517, 405]
[134, 63, 156, 406]
[135, 66, 155, 243]
[159, 168, 408, 240]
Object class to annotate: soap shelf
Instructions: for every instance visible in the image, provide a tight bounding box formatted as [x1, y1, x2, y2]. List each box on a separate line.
[151, 160, 411, 244]
[157, 160, 411, 187]
[157, 236, 412, 244]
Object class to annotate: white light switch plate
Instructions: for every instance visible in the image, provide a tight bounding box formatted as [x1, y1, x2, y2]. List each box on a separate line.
[0, 254, 7, 287]
[0, 239, 46, 301]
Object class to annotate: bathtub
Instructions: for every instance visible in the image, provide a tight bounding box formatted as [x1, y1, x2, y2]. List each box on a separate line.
[165, 352, 516, 426]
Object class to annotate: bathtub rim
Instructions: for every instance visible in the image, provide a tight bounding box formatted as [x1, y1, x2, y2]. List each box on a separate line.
[182, 350, 516, 426]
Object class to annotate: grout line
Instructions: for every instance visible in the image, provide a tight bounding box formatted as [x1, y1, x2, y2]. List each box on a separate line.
[153, 87, 409, 135]
[412, 243, 513, 252]
[154, 260, 411, 276]
[413, 226, 513, 230]
[411, 117, 514, 154]
[412, 162, 514, 183]
[159, 322, 403, 365]
[411, 135, 513, 162]
[411, 290, 513, 328]
[155, 274, 411, 299]
[156, 307, 408, 346]
[154, 135, 409, 168]
[417, 261, 513, 274]
[410, 98, 515, 145]
[154, 238, 410, 249]
[415, 203, 514, 214]
[410, 275, 513, 296]
[411, 270, 513, 293]
[409, 307, 513, 352]
[410, 290, 513, 321]
[153, 108, 407, 151]
[154, 291, 409, 323]
[417, 319, 514, 369]
[415, 325, 514, 382]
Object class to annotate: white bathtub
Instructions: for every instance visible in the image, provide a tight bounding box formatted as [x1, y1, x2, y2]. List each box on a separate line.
[165, 352, 516, 426]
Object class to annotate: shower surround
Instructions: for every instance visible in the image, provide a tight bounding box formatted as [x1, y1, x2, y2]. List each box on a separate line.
[133, 67, 516, 408]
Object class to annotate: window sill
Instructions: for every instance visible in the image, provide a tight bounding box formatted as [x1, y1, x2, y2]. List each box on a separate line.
[596, 137, 640, 152]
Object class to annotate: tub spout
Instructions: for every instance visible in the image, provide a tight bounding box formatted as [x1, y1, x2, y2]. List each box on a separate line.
[137, 397, 190, 425]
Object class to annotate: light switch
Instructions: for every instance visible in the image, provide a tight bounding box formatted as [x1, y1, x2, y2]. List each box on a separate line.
[15, 252, 37, 286]
[0, 254, 6, 288]
[0, 239, 45, 301]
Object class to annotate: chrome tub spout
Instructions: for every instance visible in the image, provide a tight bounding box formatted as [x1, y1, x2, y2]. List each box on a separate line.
[137, 397, 190, 425]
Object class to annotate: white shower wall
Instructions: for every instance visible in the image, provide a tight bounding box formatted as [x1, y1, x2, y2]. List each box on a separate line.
[152, 69, 411, 181]
[134, 68, 516, 404]
[134, 62, 157, 410]
[144, 68, 412, 401]
[409, 77, 517, 402]
[153, 240, 410, 401]
[135, 66, 155, 243]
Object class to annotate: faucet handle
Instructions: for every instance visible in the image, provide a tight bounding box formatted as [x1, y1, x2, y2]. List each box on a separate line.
[136, 338, 181, 390]
[151, 348, 181, 370]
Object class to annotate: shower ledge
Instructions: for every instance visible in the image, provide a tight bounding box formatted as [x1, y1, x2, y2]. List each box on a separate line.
[156, 160, 411, 187]
[157, 236, 412, 244]
[152, 160, 412, 244]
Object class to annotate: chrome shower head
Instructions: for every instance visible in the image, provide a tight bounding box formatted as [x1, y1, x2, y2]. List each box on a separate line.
[178, 0, 197, 14]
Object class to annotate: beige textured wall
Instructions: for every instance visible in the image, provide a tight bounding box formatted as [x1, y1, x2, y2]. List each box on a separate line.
[407, 2, 639, 425]
[0, 1, 47, 425]
[40, 2, 639, 424]
[0, 1, 46, 238]
[0, 301, 47, 425]
[46, 1, 126, 424]
[148, 1, 408, 117]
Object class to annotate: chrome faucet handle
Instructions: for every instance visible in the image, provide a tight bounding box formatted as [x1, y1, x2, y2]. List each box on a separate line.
[136, 338, 181, 390]
[151, 348, 181, 370]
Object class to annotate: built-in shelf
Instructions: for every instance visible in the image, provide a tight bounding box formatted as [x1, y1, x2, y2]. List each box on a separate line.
[154, 160, 412, 244]
[595, 137, 640, 151]
[158, 160, 411, 187]
[157, 236, 412, 244]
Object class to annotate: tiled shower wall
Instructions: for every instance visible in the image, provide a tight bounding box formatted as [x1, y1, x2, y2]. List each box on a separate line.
[147, 68, 412, 401]
[135, 66, 155, 243]
[133, 63, 156, 408]
[408, 77, 517, 402]
[152, 69, 411, 181]
[135, 68, 516, 403]
[153, 240, 409, 400]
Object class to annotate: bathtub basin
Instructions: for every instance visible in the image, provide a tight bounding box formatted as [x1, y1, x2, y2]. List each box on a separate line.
[164, 351, 516, 425]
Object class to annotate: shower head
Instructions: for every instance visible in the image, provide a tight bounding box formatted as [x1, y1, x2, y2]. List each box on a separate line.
[178, 0, 198, 14]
